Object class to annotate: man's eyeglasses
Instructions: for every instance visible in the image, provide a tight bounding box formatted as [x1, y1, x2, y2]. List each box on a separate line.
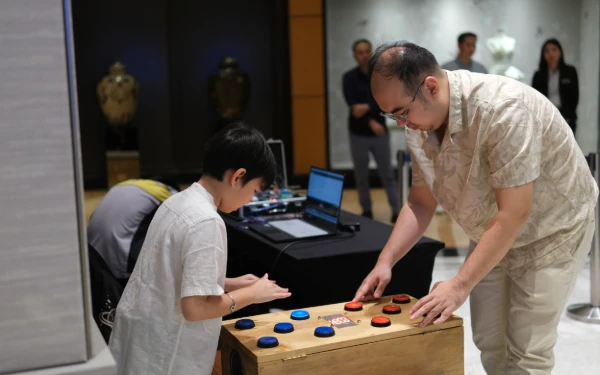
[380, 80, 425, 124]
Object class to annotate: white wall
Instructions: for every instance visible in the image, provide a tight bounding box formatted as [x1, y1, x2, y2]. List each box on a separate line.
[579, 0, 600, 153]
[0, 0, 93, 373]
[326, 0, 595, 169]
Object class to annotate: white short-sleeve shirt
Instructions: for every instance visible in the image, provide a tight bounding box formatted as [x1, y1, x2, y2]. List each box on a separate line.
[108, 182, 227, 375]
[408, 70, 597, 278]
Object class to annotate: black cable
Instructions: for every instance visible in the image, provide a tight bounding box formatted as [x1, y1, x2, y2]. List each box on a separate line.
[265, 230, 356, 312]
[269, 230, 356, 278]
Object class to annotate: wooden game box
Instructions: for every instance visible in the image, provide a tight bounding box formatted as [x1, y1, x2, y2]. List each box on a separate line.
[219, 295, 464, 375]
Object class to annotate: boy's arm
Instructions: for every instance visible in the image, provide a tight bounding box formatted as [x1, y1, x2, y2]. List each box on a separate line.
[179, 218, 232, 321]
[225, 274, 260, 292]
[181, 288, 254, 321]
[182, 274, 290, 321]
[178, 220, 290, 322]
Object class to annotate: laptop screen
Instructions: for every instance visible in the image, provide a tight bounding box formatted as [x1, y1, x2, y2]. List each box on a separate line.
[304, 167, 344, 225]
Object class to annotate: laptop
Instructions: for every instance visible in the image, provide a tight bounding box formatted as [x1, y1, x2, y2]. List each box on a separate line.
[248, 167, 344, 243]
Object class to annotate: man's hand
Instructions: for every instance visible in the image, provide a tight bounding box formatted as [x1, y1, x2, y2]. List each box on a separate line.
[409, 278, 469, 327]
[369, 119, 386, 136]
[225, 274, 263, 292]
[351, 103, 370, 118]
[353, 262, 392, 302]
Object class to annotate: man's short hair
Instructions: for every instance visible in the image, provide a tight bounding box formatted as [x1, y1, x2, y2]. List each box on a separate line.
[368, 41, 440, 96]
[352, 39, 372, 53]
[458, 32, 477, 44]
[202, 122, 276, 190]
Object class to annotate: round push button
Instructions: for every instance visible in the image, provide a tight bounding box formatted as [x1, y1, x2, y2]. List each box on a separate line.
[382, 305, 401, 314]
[344, 302, 363, 312]
[290, 310, 310, 320]
[392, 294, 411, 304]
[274, 322, 294, 334]
[234, 319, 255, 330]
[314, 326, 335, 338]
[257, 336, 279, 348]
[371, 316, 391, 328]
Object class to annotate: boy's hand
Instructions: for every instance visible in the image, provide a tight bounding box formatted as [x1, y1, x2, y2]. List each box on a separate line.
[250, 273, 291, 304]
[225, 274, 263, 292]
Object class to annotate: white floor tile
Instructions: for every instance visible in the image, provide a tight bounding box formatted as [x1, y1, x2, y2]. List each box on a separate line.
[431, 254, 600, 374]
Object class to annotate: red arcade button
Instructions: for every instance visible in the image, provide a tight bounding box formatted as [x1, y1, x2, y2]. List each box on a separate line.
[344, 302, 363, 312]
[392, 294, 411, 304]
[382, 305, 401, 314]
[371, 316, 391, 327]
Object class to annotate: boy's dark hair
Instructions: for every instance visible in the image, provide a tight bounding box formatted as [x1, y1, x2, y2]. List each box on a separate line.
[202, 121, 276, 190]
[368, 41, 440, 96]
[352, 39, 372, 53]
[458, 32, 477, 44]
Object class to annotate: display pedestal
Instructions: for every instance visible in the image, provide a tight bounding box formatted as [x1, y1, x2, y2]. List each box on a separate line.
[106, 151, 140, 188]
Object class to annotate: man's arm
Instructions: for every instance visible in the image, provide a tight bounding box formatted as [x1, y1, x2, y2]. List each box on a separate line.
[353, 184, 438, 301]
[342, 73, 370, 118]
[411, 182, 533, 326]
[352, 104, 370, 118]
[571, 66, 579, 110]
[378, 185, 439, 267]
[454, 183, 532, 290]
[411, 101, 541, 326]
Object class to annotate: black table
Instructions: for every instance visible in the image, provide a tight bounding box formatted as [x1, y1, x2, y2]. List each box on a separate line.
[223, 211, 445, 316]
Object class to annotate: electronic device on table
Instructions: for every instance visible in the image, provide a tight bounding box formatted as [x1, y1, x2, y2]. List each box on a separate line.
[232, 139, 306, 219]
[247, 166, 344, 243]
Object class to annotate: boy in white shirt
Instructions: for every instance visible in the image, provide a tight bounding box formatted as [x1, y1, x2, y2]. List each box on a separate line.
[108, 122, 291, 374]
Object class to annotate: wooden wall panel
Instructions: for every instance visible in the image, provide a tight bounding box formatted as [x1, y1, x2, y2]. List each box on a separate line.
[288, 0, 326, 175]
[289, 17, 325, 96]
[292, 97, 326, 174]
[289, 0, 322, 16]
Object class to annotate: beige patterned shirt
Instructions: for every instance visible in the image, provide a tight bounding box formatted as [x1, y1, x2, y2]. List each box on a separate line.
[407, 70, 598, 279]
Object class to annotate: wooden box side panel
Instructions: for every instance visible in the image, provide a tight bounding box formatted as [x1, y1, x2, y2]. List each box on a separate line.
[221, 328, 259, 375]
[257, 326, 464, 375]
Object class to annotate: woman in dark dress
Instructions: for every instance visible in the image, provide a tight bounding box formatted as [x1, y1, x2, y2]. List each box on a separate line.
[532, 39, 579, 134]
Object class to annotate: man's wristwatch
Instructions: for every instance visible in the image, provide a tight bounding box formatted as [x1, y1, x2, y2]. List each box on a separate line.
[225, 292, 236, 313]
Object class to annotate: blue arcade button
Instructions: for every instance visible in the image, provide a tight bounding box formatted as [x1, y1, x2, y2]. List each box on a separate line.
[274, 322, 294, 334]
[257, 336, 279, 348]
[314, 326, 335, 338]
[234, 319, 255, 330]
[290, 310, 310, 320]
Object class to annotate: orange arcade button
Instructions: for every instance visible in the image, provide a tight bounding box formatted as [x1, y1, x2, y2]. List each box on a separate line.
[344, 302, 363, 312]
[382, 305, 401, 314]
[371, 316, 391, 328]
[392, 294, 411, 304]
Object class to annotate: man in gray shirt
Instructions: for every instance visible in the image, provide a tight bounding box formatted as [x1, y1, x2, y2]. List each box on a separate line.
[442, 32, 488, 73]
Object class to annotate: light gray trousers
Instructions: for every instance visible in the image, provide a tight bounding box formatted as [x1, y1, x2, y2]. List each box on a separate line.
[349, 133, 399, 214]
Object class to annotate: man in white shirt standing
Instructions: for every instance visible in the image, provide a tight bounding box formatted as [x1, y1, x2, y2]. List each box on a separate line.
[354, 41, 597, 375]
